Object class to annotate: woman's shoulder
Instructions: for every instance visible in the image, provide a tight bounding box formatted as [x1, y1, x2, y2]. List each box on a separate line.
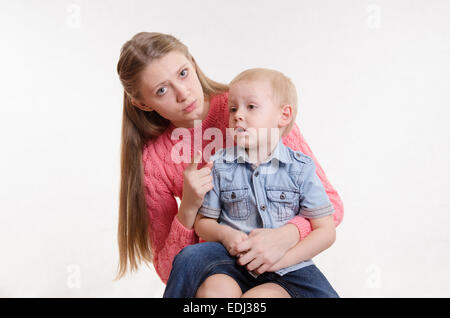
[210, 91, 228, 107]
[142, 137, 183, 193]
[203, 92, 229, 129]
[282, 122, 307, 152]
[142, 133, 176, 173]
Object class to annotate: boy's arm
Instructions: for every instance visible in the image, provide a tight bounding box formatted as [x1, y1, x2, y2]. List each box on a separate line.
[283, 123, 344, 240]
[268, 215, 335, 271]
[267, 156, 336, 273]
[194, 214, 248, 256]
[195, 153, 249, 255]
[194, 213, 228, 243]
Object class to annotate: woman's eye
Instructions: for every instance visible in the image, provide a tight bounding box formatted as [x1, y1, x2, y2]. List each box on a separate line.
[229, 107, 237, 113]
[180, 68, 188, 78]
[157, 87, 167, 96]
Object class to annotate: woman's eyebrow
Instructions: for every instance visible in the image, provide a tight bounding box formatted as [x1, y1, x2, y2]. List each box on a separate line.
[151, 63, 188, 91]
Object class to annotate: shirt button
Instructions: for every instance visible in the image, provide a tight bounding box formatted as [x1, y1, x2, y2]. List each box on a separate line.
[254, 171, 259, 177]
[231, 192, 236, 199]
[260, 204, 266, 211]
[280, 193, 286, 200]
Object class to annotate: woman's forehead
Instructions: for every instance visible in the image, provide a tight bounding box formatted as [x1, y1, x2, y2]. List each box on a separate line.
[141, 51, 191, 87]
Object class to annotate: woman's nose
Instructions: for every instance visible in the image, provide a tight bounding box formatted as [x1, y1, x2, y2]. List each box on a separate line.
[174, 83, 189, 103]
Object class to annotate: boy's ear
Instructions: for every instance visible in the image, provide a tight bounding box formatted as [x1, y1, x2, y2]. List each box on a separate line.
[131, 98, 154, 112]
[278, 104, 293, 128]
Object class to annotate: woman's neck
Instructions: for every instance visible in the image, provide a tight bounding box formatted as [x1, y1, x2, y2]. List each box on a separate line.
[199, 95, 211, 122]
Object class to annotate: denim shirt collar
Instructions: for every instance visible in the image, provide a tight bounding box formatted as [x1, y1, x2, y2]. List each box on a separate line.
[223, 140, 292, 165]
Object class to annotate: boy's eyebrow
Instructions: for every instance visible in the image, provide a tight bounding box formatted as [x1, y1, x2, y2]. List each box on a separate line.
[228, 96, 261, 105]
[245, 94, 261, 100]
[151, 63, 188, 91]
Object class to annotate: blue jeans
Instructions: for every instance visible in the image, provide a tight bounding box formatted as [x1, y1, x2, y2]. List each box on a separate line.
[163, 242, 339, 298]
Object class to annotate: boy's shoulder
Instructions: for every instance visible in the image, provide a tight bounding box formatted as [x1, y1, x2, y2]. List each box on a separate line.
[208, 147, 228, 161]
[208, 147, 237, 167]
[207, 145, 314, 168]
[282, 145, 313, 166]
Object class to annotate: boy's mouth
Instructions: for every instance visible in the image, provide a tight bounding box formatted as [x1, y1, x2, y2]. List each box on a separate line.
[234, 126, 248, 136]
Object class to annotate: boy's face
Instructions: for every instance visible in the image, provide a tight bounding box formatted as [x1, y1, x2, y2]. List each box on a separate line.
[228, 79, 286, 152]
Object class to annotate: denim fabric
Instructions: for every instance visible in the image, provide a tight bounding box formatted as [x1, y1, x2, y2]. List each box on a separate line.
[163, 242, 339, 298]
[198, 141, 334, 275]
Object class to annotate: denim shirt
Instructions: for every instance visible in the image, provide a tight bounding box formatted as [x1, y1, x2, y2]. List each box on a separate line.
[198, 141, 334, 276]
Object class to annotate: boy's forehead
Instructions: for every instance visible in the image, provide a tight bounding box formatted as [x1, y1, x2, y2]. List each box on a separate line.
[229, 79, 273, 100]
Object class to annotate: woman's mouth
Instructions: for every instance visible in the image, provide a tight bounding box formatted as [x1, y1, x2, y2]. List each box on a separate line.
[183, 100, 197, 113]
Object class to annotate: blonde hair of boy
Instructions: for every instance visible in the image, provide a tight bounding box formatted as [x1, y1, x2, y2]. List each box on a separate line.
[229, 68, 298, 136]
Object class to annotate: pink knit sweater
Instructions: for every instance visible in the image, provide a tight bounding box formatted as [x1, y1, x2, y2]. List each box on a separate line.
[142, 93, 344, 284]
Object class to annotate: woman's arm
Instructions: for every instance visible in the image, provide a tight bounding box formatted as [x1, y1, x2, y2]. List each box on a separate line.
[268, 215, 336, 272]
[147, 188, 198, 284]
[145, 151, 213, 284]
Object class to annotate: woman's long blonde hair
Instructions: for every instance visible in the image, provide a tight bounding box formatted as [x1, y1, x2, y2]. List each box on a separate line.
[116, 32, 228, 279]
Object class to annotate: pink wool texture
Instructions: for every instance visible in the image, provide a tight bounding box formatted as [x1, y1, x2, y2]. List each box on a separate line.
[142, 93, 344, 284]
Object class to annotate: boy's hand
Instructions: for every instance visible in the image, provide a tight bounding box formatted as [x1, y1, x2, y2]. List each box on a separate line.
[221, 227, 249, 256]
[235, 226, 297, 275]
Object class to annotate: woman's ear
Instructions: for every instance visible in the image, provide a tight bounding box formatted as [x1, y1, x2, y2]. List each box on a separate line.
[131, 98, 154, 112]
[278, 104, 293, 129]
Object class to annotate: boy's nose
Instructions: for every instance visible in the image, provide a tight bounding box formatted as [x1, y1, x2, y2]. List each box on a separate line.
[233, 109, 244, 121]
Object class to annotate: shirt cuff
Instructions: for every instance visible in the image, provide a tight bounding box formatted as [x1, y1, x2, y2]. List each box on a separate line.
[198, 206, 221, 219]
[300, 204, 335, 219]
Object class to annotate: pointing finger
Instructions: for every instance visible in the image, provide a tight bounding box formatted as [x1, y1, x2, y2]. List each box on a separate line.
[188, 150, 202, 171]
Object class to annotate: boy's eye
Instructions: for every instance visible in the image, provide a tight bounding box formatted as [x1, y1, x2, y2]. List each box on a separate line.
[157, 87, 167, 96]
[229, 107, 237, 112]
[248, 104, 256, 109]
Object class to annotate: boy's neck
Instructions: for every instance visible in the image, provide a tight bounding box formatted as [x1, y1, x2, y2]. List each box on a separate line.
[245, 140, 280, 167]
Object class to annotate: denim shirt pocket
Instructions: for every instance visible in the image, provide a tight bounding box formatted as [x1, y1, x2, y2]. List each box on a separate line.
[266, 187, 300, 222]
[220, 188, 250, 220]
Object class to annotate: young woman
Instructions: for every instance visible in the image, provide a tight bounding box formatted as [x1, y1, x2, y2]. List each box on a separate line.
[116, 32, 344, 297]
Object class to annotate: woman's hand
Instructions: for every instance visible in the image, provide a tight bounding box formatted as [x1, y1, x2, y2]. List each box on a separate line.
[234, 224, 300, 274]
[177, 150, 214, 229]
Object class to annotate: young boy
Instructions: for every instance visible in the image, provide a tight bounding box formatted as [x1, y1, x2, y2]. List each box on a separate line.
[194, 68, 337, 296]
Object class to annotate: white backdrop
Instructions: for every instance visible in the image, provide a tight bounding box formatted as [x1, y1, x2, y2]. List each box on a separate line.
[1, 0, 449, 297]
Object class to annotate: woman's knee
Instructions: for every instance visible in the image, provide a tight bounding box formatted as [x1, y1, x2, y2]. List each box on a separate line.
[173, 242, 227, 268]
[196, 274, 242, 298]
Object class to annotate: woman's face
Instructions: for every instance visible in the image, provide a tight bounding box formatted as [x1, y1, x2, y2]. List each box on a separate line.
[134, 50, 206, 128]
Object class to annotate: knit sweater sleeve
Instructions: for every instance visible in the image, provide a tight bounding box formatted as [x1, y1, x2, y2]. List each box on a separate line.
[151, 193, 198, 284]
[282, 123, 344, 241]
[143, 148, 198, 284]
